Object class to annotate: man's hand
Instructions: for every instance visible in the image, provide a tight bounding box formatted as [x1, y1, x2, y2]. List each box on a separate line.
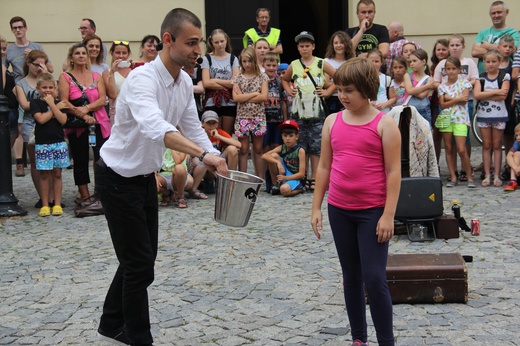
[202, 153, 228, 176]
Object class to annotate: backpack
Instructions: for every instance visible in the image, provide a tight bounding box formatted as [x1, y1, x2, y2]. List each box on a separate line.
[478, 70, 507, 91]
[385, 75, 392, 100]
[205, 53, 236, 69]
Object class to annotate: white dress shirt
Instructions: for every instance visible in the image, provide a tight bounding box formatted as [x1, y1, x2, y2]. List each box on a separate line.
[100, 56, 219, 177]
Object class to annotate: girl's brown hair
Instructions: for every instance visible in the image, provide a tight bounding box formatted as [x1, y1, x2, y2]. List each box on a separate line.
[23, 50, 48, 77]
[325, 31, 354, 61]
[333, 57, 379, 100]
[206, 29, 232, 54]
[239, 47, 261, 75]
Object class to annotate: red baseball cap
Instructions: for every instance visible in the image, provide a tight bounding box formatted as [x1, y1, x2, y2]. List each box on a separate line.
[278, 119, 299, 131]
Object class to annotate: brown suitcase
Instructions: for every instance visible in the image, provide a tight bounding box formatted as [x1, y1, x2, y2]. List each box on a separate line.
[386, 253, 468, 304]
[435, 215, 460, 239]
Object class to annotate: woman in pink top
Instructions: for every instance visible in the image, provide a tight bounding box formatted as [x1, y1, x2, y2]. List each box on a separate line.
[311, 58, 401, 346]
[58, 42, 110, 203]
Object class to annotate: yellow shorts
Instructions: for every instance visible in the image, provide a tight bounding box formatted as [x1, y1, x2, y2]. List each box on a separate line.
[439, 123, 468, 137]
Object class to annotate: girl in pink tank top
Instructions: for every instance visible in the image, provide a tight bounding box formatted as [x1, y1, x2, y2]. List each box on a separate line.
[310, 58, 401, 346]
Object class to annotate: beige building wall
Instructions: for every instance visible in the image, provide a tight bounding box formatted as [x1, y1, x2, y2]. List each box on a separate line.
[348, 0, 520, 62]
[0, 0, 206, 77]
[2, 0, 520, 78]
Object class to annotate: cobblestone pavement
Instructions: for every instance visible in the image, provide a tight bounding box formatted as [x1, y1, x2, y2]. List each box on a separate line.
[1, 149, 519, 345]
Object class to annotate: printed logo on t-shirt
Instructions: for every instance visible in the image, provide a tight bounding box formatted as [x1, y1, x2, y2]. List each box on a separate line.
[440, 65, 469, 77]
[357, 34, 379, 53]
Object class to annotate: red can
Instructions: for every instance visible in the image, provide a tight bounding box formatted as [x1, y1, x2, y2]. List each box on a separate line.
[471, 219, 480, 236]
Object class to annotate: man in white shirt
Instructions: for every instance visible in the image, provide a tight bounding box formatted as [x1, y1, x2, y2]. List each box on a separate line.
[95, 8, 227, 346]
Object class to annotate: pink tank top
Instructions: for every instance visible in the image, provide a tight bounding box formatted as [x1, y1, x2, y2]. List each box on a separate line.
[327, 111, 386, 210]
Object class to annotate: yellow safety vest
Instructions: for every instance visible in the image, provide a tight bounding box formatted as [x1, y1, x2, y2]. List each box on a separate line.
[243, 27, 281, 48]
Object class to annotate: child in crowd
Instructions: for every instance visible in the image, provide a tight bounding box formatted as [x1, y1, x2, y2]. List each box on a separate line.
[277, 63, 292, 114]
[281, 31, 336, 191]
[254, 38, 270, 73]
[311, 58, 401, 346]
[157, 149, 196, 208]
[390, 56, 408, 107]
[504, 123, 520, 191]
[434, 34, 479, 182]
[201, 110, 241, 170]
[401, 41, 417, 68]
[436, 56, 475, 188]
[324, 31, 355, 113]
[263, 52, 287, 152]
[201, 28, 240, 136]
[232, 47, 269, 179]
[430, 39, 450, 162]
[367, 49, 396, 113]
[511, 49, 520, 179]
[262, 120, 305, 197]
[474, 50, 510, 187]
[30, 73, 69, 216]
[497, 36, 517, 172]
[404, 49, 435, 124]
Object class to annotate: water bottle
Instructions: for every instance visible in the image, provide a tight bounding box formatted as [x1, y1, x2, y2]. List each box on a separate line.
[452, 200, 461, 220]
[88, 125, 96, 147]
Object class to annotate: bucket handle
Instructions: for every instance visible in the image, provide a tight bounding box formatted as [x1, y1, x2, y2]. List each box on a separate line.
[244, 188, 258, 204]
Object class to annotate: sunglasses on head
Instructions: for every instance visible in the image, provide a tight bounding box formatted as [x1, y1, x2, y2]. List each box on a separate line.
[113, 40, 129, 46]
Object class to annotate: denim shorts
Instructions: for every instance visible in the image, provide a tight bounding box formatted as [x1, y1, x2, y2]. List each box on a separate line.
[35, 141, 70, 170]
[21, 116, 36, 143]
[8, 110, 18, 135]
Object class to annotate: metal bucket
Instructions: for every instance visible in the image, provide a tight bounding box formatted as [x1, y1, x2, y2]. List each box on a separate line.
[214, 170, 265, 227]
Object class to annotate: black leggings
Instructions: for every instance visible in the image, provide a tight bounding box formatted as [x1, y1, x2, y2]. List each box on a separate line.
[328, 204, 394, 345]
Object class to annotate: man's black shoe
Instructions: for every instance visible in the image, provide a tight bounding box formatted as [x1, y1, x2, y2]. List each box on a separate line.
[97, 327, 131, 345]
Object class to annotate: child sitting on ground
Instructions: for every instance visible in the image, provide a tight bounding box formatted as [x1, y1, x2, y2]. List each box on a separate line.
[30, 73, 70, 217]
[262, 120, 306, 197]
[156, 149, 195, 208]
[201, 110, 241, 170]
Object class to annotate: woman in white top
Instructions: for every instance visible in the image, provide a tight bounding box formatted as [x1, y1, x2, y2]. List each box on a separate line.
[106, 40, 132, 120]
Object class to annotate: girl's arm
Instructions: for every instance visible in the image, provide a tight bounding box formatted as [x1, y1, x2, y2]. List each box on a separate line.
[404, 74, 434, 98]
[377, 115, 401, 243]
[311, 114, 334, 240]
[378, 85, 397, 109]
[475, 79, 509, 101]
[439, 88, 469, 109]
[247, 79, 269, 103]
[15, 85, 30, 111]
[202, 68, 225, 90]
[232, 84, 260, 103]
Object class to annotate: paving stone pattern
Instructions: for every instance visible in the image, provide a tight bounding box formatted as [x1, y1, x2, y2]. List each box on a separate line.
[1, 149, 519, 345]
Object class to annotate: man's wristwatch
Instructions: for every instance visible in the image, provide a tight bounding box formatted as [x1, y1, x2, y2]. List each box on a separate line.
[199, 150, 209, 162]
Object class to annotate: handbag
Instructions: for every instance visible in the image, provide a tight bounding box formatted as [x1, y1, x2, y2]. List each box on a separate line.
[74, 195, 104, 217]
[63, 72, 91, 129]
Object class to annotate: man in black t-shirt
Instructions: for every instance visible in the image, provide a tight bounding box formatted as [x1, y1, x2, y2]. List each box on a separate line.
[346, 0, 389, 59]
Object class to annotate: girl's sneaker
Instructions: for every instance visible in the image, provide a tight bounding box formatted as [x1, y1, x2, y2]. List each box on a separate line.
[504, 180, 518, 191]
[467, 181, 476, 188]
[352, 340, 369, 346]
